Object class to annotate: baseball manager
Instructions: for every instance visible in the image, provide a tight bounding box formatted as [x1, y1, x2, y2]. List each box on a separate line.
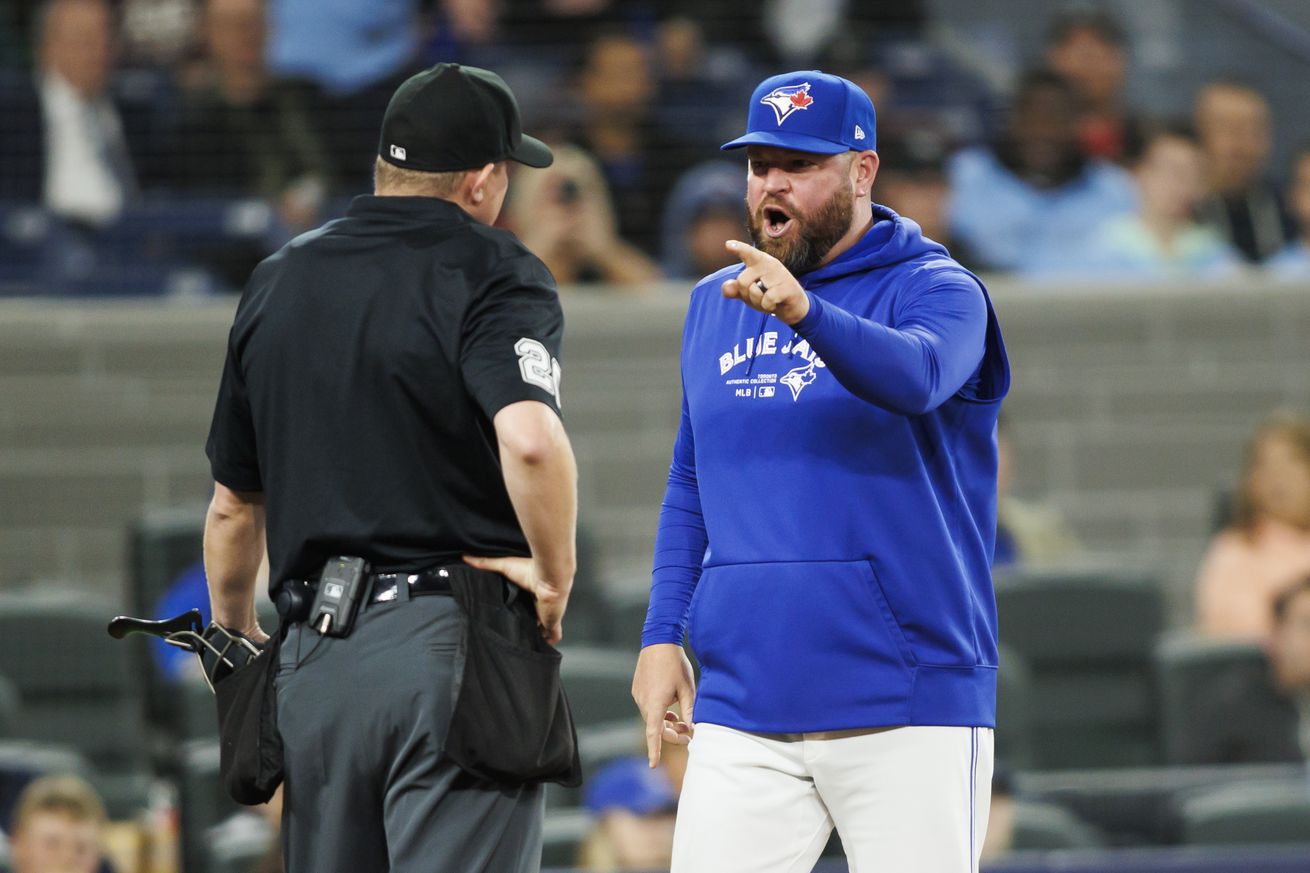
[633, 70, 1011, 872]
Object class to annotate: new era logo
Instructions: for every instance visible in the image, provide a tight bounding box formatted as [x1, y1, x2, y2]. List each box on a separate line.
[854, 125, 866, 141]
[389, 144, 407, 161]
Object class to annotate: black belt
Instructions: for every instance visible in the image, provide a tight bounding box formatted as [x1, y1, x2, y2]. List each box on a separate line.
[368, 568, 456, 604]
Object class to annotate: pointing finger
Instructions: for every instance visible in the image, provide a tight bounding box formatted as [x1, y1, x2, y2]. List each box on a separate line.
[726, 239, 767, 266]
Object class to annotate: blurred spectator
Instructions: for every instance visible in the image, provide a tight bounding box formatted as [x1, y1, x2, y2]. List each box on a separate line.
[209, 785, 284, 873]
[650, 16, 751, 153]
[505, 144, 661, 287]
[576, 757, 677, 873]
[660, 160, 745, 279]
[1195, 413, 1310, 641]
[662, 0, 768, 54]
[1194, 80, 1297, 264]
[266, 0, 421, 189]
[569, 29, 696, 256]
[0, 0, 152, 225]
[1044, 5, 1145, 163]
[1180, 574, 1310, 765]
[750, 1, 926, 68]
[6, 776, 105, 873]
[946, 69, 1136, 275]
[1267, 145, 1310, 279]
[1070, 125, 1242, 280]
[119, 0, 197, 67]
[497, 0, 629, 49]
[151, 559, 210, 683]
[874, 130, 979, 269]
[994, 416, 1080, 568]
[174, 0, 332, 231]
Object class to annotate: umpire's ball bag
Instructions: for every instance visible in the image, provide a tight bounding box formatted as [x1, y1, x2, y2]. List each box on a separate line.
[214, 632, 284, 805]
[444, 566, 582, 787]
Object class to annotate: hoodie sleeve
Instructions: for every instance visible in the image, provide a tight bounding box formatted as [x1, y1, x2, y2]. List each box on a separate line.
[641, 385, 708, 647]
[791, 270, 987, 416]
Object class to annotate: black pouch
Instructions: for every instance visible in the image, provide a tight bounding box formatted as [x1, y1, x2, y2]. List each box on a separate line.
[444, 566, 582, 787]
[212, 630, 285, 805]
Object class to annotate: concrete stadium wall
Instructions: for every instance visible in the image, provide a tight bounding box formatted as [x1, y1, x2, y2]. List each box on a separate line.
[1, 279, 1307, 620]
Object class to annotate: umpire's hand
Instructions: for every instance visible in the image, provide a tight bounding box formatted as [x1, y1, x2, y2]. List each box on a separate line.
[462, 555, 570, 644]
[721, 240, 811, 325]
[632, 643, 696, 767]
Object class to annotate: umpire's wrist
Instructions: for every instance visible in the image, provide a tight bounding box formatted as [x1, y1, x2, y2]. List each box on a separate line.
[214, 613, 260, 638]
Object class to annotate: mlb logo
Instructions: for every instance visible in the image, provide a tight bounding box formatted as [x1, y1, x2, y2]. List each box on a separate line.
[390, 144, 407, 161]
[756, 386, 776, 399]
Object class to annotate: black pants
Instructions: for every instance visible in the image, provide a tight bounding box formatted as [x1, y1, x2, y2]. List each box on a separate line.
[275, 588, 544, 873]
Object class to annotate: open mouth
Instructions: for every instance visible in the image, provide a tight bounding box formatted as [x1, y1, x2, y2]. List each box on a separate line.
[762, 205, 794, 239]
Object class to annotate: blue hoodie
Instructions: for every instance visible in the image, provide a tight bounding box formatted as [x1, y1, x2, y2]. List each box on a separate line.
[642, 206, 1010, 732]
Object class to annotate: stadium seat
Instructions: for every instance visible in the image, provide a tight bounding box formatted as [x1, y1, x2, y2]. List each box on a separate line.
[178, 738, 249, 873]
[993, 569, 1165, 769]
[603, 587, 652, 648]
[1009, 800, 1106, 850]
[128, 507, 207, 730]
[559, 646, 640, 729]
[1179, 779, 1310, 845]
[129, 507, 208, 619]
[1153, 633, 1269, 765]
[1018, 761, 1309, 848]
[552, 648, 642, 810]
[0, 591, 151, 816]
[541, 807, 590, 869]
[0, 673, 18, 737]
[995, 645, 1036, 770]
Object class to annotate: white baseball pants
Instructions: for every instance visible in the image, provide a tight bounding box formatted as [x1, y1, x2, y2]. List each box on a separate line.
[671, 723, 993, 873]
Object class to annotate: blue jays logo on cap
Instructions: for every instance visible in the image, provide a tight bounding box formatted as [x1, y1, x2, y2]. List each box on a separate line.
[760, 83, 815, 125]
[722, 70, 876, 156]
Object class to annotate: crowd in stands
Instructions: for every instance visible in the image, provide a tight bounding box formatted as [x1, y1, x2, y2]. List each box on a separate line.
[1, 0, 1309, 294]
[3, 2, 1310, 871]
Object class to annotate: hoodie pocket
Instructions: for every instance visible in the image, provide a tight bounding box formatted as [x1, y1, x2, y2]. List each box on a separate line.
[687, 560, 917, 725]
[863, 560, 919, 668]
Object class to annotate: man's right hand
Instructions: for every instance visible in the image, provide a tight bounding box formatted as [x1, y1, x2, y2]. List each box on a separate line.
[632, 643, 697, 768]
[462, 555, 571, 644]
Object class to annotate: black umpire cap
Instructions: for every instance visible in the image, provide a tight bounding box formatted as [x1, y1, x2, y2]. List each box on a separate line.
[378, 63, 554, 172]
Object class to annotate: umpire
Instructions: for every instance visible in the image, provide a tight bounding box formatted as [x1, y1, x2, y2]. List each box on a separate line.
[202, 63, 577, 873]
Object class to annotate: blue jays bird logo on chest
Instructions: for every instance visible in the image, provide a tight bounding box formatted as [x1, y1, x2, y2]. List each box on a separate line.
[760, 83, 814, 125]
[780, 361, 818, 400]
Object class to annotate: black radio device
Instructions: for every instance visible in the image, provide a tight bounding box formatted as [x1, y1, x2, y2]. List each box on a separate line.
[308, 556, 370, 638]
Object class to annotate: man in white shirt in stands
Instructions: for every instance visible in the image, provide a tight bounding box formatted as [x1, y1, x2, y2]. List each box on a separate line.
[36, 0, 137, 225]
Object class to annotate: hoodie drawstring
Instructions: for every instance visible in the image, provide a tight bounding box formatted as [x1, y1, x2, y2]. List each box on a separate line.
[743, 310, 772, 377]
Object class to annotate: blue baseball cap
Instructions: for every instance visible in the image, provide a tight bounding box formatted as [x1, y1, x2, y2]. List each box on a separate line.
[721, 70, 876, 155]
[584, 757, 678, 817]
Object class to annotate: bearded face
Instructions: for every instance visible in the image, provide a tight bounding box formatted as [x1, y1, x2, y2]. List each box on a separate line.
[746, 176, 855, 275]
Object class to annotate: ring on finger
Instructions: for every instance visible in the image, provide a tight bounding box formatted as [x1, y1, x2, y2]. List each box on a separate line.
[754, 278, 769, 293]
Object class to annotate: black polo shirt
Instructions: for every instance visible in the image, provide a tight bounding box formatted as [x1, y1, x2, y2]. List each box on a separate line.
[206, 195, 564, 593]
